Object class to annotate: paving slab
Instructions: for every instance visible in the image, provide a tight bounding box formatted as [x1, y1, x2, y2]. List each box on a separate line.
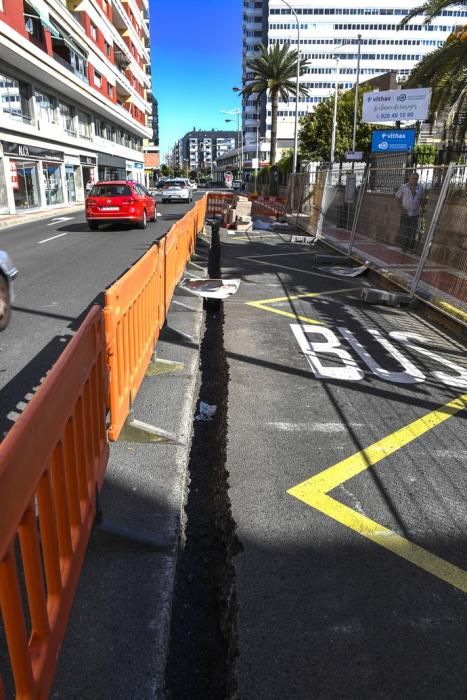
[221, 229, 467, 699]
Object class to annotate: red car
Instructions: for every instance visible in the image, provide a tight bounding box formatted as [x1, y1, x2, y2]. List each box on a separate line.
[86, 180, 157, 230]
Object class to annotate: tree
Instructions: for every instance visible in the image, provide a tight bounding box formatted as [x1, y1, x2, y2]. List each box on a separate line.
[241, 44, 310, 166]
[400, 4, 467, 142]
[399, 0, 466, 27]
[299, 86, 374, 162]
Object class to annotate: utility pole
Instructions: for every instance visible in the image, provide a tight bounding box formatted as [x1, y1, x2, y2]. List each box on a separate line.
[330, 59, 339, 163]
[352, 34, 362, 152]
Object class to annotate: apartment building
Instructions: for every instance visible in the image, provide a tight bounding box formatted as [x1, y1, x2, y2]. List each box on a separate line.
[0, 0, 152, 214]
[174, 129, 237, 173]
[242, 0, 467, 161]
[143, 94, 160, 185]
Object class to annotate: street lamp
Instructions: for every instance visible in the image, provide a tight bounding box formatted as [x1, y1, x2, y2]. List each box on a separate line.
[223, 109, 242, 178]
[279, 0, 300, 173]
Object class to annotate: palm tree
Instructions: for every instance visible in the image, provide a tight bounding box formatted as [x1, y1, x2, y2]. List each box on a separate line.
[241, 44, 310, 165]
[399, 0, 466, 26]
[400, 2, 467, 141]
[405, 27, 467, 141]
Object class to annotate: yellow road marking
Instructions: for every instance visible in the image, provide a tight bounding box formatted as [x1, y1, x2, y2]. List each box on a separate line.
[246, 288, 360, 327]
[288, 393, 467, 593]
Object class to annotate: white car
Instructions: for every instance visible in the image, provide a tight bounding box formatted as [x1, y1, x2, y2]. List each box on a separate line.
[189, 180, 198, 191]
[161, 179, 193, 203]
[0, 250, 18, 331]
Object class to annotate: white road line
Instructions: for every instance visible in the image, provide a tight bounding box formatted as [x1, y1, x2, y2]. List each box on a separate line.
[38, 232, 69, 244]
[46, 216, 74, 226]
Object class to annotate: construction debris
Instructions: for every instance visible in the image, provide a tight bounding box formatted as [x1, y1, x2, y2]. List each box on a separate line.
[179, 278, 241, 300]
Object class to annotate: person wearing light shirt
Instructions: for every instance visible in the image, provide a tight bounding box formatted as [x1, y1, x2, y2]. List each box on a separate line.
[395, 172, 425, 253]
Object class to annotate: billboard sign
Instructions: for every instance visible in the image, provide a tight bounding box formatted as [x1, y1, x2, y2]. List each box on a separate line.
[362, 88, 431, 124]
[371, 129, 416, 153]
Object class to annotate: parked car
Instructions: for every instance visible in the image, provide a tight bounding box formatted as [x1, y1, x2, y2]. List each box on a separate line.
[86, 181, 157, 230]
[0, 250, 18, 332]
[232, 180, 243, 191]
[161, 179, 193, 203]
[189, 180, 198, 190]
[156, 179, 167, 189]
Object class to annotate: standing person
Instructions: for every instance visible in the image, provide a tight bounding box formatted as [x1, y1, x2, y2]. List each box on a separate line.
[395, 172, 425, 253]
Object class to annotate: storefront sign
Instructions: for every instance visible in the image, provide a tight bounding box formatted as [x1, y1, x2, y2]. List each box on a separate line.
[10, 161, 19, 191]
[98, 153, 126, 168]
[362, 88, 431, 124]
[126, 160, 144, 170]
[2, 141, 64, 161]
[371, 129, 416, 153]
[80, 154, 97, 165]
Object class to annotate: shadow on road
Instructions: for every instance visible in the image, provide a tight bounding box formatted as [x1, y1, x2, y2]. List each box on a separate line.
[0, 293, 103, 438]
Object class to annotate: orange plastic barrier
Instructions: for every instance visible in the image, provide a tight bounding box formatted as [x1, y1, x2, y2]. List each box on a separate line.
[206, 192, 287, 219]
[106, 196, 207, 440]
[105, 246, 161, 441]
[0, 306, 108, 699]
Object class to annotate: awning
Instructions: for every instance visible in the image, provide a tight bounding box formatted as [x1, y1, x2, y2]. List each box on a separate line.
[25, 0, 60, 37]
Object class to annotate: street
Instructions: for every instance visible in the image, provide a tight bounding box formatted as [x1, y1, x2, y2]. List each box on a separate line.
[0, 195, 202, 438]
[221, 230, 467, 699]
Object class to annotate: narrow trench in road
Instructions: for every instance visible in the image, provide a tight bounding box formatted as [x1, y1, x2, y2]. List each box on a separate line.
[166, 224, 242, 700]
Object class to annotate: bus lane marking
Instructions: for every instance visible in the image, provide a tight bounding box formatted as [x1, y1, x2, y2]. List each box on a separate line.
[288, 393, 467, 594]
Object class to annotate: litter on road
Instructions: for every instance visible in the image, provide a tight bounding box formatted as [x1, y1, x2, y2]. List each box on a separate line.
[180, 278, 241, 299]
[195, 402, 217, 421]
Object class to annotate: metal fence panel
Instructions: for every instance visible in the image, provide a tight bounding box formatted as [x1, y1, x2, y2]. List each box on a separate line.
[417, 164, 467, 318]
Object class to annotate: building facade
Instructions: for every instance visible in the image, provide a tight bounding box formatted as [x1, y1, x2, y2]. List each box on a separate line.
[143, 94, 160, 185]
[242, 0, 467, 161]
[174, 129, 237, 174]
[0, 0, 152, 214]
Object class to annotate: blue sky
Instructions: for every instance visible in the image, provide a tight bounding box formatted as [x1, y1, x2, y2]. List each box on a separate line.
[149, 0, 243, 157]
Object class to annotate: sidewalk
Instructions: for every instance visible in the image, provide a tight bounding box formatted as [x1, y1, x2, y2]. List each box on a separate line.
[0, 203, 84, 230]
[220, 227, 467, 698]
[51, 240, 208, 699]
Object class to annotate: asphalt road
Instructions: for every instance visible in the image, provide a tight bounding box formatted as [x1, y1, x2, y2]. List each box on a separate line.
[221, 230, 467, 699]
[0, 193, 202, 438]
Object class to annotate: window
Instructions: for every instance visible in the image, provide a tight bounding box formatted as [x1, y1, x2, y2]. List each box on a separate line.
[90, 23, 97, 40]
[105, 41, 112, 57]
[94, 70, 102, 88]
[0, 73, 31, 123]
[60, 102, 76, 135]
[107, 82, 114, 98]
[78, 110, 91, 139]
[90, 184, 132, 197]
[35, 92, 56, 125]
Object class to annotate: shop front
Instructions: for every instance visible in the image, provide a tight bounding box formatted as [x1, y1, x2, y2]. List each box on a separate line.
[97, 153, 126, 182]
[80, 154, 97, 195]
[2, 141, 64, 212]
[125, 160, 144, 184]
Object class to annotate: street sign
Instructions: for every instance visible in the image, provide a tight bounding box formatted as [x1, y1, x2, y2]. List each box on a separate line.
[362, 88, 431, 123]
[251, 157, 259, 169]
[345, 151, 363, 161]
[371, 129, 416, 153]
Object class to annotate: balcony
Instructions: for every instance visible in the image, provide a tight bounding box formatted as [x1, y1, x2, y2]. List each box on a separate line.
[52, 51, 89, 84]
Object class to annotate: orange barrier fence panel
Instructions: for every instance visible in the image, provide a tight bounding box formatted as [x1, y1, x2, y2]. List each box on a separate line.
[0, 306, 108, 699]
[206, 193, 234, 216]
[164, 225, 179, 316]
[104, 246, 159, 441]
